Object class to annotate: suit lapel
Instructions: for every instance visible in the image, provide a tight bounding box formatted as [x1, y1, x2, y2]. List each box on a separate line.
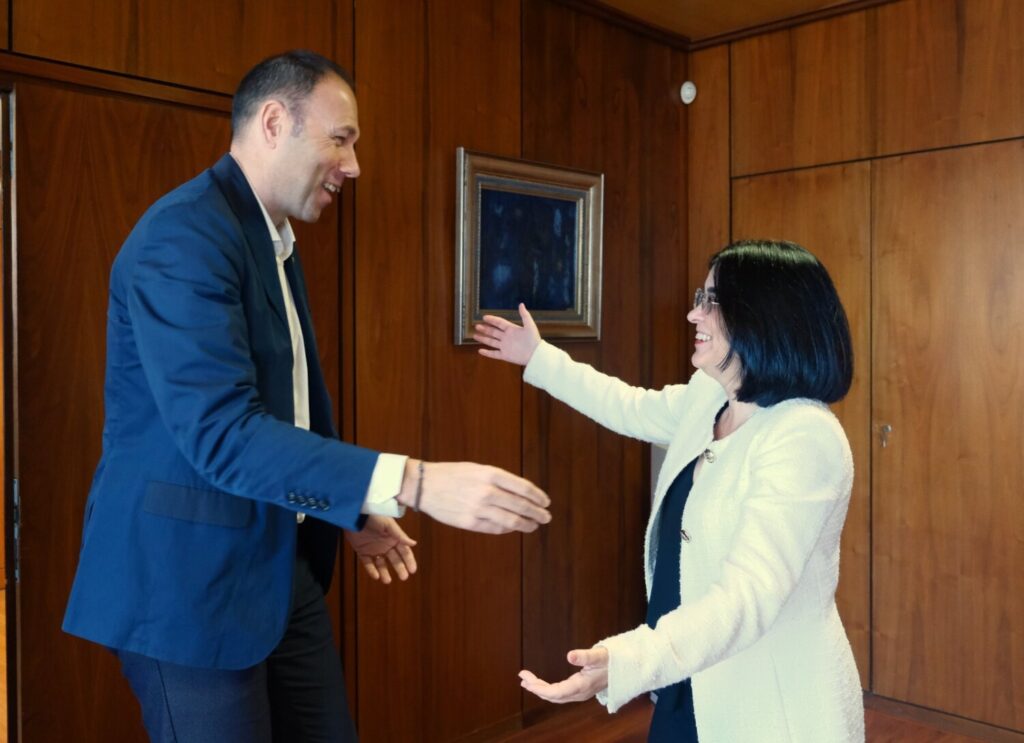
[209, 154, 288, 328]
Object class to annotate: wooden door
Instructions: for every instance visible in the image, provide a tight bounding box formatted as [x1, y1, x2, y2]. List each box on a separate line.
[872, 140, 1024, 730]
[11, 81, 229, 742]
[11, 77, 349, 740]
[12, 78, 344, 742]
[12, 81, 229, 743]
[732, 163, 872, 687]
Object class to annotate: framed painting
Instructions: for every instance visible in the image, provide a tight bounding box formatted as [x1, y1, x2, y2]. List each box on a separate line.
[454, 148, 603, 344]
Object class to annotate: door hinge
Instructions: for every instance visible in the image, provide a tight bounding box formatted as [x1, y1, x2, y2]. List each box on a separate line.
[12, 477, 20, 583]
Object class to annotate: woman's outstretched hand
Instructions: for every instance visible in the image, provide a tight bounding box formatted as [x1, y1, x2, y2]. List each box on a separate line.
[518, 646, 609, 704]
[474, 303, 541, 367]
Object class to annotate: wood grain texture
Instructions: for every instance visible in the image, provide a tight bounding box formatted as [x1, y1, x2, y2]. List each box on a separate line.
[647, 48, 690, 392]
[872, 141, 1024, 731]
[594, 0, 865, 41]
[731, 11, 872, 176]
[732, 163, 872, 688]
[491, 695, 997, 742]
[12, 0, 133, 77]
[353, 1, 524, 740]
[866, 714, 999, 743]
[13, 81, 228, 742]
[496, 698, 652, 742]
[0, 53, 231, 113]
[686, 45, 730, 315]
[350, 4, 429, 734]
[521, 0, 687, 718]
[12, 0, 340, 94]
[873, 0, 1024, 157]
[867, 695, 1024, 743]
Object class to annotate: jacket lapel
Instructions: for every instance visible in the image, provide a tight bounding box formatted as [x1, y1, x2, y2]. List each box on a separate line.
[209, 154, 288, 328]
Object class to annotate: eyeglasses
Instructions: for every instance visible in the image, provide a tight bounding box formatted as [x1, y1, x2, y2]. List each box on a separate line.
[693, 288, 719, 313]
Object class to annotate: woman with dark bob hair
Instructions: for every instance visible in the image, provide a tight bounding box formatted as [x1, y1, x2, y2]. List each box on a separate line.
[474, 240, 863, 742]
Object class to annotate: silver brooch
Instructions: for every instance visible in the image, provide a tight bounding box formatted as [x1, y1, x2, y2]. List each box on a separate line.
[702, 448, 716, 464]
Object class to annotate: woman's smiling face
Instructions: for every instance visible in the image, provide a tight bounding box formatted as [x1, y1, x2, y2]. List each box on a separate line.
[687, 270, 740, 388]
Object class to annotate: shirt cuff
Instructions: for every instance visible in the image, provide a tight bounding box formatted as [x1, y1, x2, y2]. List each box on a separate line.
[361, 453, 408, 517]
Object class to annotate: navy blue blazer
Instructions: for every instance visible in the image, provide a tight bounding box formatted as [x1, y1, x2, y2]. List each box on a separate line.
[63, 154, 378, 670]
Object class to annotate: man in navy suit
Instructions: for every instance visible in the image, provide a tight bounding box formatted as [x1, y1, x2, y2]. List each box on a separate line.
[62, 50, 551, 742]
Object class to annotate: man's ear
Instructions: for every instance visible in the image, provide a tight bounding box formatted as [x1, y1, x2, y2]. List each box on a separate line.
[258, 100, 288, 148]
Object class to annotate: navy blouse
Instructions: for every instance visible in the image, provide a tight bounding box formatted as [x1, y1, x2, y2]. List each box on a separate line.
[644, 456, 700, 742]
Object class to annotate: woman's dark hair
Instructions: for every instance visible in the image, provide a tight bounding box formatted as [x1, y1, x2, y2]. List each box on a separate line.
[231, 50, 354, 138]
[709, 239, 853, 406]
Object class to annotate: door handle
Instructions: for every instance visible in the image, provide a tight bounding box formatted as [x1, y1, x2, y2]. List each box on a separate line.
[879, 424, 893, 448]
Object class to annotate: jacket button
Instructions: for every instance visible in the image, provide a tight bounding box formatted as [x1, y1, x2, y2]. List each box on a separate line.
[321, 501, 330, 511]
[287, 492, 297, 503]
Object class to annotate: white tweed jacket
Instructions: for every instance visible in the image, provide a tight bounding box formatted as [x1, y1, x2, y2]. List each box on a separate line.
[524, 341, 864, 743]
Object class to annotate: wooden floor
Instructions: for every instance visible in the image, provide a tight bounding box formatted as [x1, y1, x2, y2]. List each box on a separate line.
[492, 698, 992, 742]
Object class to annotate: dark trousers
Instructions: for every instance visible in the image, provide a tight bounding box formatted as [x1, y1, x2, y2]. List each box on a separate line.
[118, 555, 356, 743]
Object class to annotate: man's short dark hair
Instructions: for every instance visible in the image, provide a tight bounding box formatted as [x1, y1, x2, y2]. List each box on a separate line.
[231, 50, 354, 138]
[709, 239, 853, 406]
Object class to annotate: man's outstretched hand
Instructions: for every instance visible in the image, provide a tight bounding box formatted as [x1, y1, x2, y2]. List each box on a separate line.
[398, 460, 551, 534]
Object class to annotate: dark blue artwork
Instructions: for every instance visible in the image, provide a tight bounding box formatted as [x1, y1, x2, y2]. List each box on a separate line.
[478, 188, 578, 311]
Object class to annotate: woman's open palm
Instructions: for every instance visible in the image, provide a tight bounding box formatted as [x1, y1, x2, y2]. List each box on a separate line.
[474, 303, 541, 367]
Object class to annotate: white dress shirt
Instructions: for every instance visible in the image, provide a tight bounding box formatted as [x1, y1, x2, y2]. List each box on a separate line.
[245, 175, 407, 520]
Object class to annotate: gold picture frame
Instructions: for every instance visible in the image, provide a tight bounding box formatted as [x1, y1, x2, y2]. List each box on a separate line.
[454, 148, 603, 345]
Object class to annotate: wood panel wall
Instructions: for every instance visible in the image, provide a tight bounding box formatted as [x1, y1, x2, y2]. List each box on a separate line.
[731, 10, 872, 176]
[872, 141, 1024, 731]
[731, 0, 1024, 177]
[12, 0, 344, 94]
[693, 0, 1024, 733]
[3, 0, 688, 741]
[874, 0, 1024, 157]
[521, 0, 688, 721]
[352, 1, 525, 740]
[686, 45, 730, 293]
